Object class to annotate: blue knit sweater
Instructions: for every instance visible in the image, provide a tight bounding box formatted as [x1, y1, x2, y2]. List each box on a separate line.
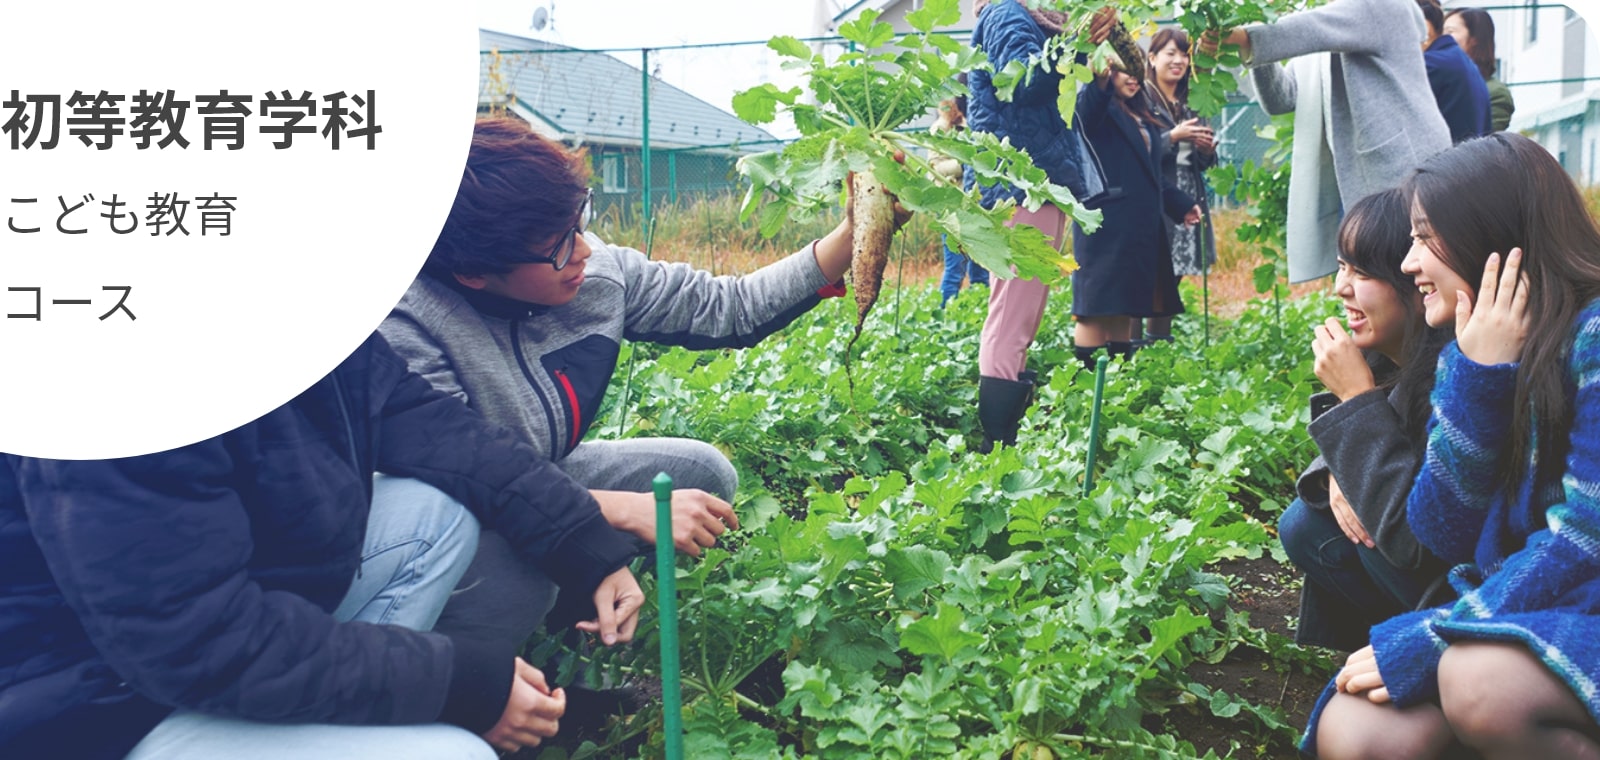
[1301, 299, 1600, 753]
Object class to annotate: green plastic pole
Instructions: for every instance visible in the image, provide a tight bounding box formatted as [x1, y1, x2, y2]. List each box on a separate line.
[653, 472, 683, 760]
[1201, 212, 1213, 353]
[1082, 355, 1109, 498]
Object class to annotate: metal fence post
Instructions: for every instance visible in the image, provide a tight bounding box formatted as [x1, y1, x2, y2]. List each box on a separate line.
[641, 48, 653, 232]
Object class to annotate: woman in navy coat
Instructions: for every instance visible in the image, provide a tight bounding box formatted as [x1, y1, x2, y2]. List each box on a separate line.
[1071, 58, 1200, 367]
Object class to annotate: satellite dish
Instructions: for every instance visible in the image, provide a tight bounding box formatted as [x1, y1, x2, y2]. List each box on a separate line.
[528, 1, 560, 40]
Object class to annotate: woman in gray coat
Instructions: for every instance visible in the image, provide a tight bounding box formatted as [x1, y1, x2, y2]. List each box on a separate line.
[1213, 0, 1452, 283]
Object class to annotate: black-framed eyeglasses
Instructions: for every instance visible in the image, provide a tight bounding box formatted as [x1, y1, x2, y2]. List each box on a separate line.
[529, 189, 593, 271]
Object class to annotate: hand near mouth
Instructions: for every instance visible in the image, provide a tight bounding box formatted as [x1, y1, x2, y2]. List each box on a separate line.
[1312, 317, 1375, 401]
[1456, 247, 1531, 366]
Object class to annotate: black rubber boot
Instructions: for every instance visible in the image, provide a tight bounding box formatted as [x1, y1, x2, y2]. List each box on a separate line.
[1108, 340, 1136, 361]
[1074, 344, 1103, 372]
[977, 375, 1033, 453]
[1016, 369, 1040, 416]
[1017, 369, 1038, 403]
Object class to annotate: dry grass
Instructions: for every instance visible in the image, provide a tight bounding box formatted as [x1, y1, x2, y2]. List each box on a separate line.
[606, 180, 1600, 314]
[1207, 205, 1327, 318]
[1586, 184, 1600, 220]
[593, 193, 945, 279]
[597, 193, 1328, 314]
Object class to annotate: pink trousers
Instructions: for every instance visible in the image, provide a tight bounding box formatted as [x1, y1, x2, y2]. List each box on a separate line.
[977, 202, 1070, 379]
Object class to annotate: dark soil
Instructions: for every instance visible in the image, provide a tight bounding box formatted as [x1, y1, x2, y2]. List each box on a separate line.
[511, 680, 654, 760]
[1146, 556, 1339, 759]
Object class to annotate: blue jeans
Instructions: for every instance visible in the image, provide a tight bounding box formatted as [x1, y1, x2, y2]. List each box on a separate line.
[939, 235, 989, 306]
[1279, 498, 1431, 647]
[124, 476, 495, 760]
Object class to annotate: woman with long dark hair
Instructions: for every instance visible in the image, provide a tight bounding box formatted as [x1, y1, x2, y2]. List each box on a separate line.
[1278, 188, 1451, 652]
[1443, 7, 1514, 131]
[1068, 54, 1200, 368]
[1306, 132, 1600, 760]
[1140, 27, 1216, 344]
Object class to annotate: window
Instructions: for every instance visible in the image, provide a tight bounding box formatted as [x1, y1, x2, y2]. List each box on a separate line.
[600, 154, 628, 193]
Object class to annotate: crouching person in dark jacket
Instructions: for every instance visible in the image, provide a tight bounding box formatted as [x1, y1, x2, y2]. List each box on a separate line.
[0, 334, 643, 760]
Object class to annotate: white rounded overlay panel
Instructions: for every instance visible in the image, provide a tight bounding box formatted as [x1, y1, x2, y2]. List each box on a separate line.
[0, 3, 478, 458]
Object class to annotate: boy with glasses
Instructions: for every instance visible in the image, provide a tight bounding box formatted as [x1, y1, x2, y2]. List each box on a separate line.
[380, 117, 895, 715]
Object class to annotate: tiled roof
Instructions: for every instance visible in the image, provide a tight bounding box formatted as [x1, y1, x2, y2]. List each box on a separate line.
[480, 29, 777, 151]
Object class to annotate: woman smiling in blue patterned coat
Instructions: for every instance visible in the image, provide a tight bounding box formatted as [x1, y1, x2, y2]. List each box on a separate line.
[1305, 133, 1600, 759]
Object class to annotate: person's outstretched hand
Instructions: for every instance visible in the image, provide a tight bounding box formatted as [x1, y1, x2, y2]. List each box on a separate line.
[656, 489, 738, 557]
[1088, 7, 1118, 45]
[596, 488, 739, 557]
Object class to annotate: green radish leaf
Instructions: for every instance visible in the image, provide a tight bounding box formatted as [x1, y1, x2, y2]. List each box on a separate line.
[884, 545, 953, 603]
[992, 59, 1028, 102]
[1146, 606, 1211, 663]
[768, 35, 812, 61]
[839, 11, 896, 50]
[900, 602, 983, 661]
[906, 0, 961, 33]
[730, 83, 796, 125]
[1253, 261, 1278, 294]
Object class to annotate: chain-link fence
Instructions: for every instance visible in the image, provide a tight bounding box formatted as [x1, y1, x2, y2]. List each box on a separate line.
[480, 33, 1288, 226]
[479, 20, 1600, 235]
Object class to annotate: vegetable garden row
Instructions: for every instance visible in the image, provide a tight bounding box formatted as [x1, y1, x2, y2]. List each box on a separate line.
[533, 279, 1340, 759]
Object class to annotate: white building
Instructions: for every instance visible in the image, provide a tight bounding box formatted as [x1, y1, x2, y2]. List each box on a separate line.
[1463, 1, 1600, 180]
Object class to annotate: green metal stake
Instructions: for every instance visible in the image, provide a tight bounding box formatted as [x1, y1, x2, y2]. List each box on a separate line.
[1082, 355, 1109, 498]
[1201, 211, 1213, 353]
[668, 151, 678, 204]
[653, 472, 684, 760]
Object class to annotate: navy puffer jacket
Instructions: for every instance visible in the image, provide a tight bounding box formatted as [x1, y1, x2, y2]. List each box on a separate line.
[0, 334, 639, 759]
[965, 0, 1107, 208]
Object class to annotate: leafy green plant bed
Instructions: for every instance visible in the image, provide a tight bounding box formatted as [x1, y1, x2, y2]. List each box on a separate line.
[527, 280, 1342, 759]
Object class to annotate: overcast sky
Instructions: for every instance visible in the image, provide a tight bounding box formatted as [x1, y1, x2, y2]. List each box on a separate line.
[477, 0, 835, 124]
